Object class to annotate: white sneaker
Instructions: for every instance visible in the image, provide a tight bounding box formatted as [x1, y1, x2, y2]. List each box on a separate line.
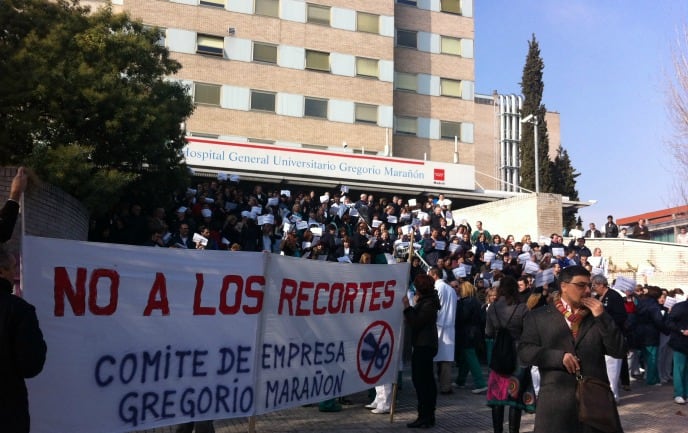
[674, 396, 686, 405]
[471, 386, 488, 394]
[364, 403, 377, 409]
[371, 408, 389, 414]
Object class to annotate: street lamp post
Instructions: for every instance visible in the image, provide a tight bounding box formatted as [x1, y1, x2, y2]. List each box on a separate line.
[521, 114, 539, 193]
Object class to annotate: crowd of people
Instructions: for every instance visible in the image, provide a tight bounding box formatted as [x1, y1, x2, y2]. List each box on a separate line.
[5, 172, 688, 433]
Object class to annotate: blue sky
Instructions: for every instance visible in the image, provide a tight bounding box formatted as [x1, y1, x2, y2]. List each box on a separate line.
[474, 0, 688, 227]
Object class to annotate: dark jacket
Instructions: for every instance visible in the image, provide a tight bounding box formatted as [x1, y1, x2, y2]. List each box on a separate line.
[455, 296, 483, 350]
[519, 305, 626, 433]
[0, 200, 19, 243]
[404, 291, 440, 349]
[667, 300, 688, 355]
[0, 278, 48, 433]
[635, 297, 668, 347]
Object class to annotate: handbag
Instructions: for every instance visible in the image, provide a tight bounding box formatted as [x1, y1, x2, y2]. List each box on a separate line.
[575, 372, 621, 432]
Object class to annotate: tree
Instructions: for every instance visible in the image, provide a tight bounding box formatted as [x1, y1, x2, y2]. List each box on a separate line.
[667, 26, 688, 206]
[549, 145, 580, 229]
[519, 34, 553, 193]
[0, 0, 194, 214]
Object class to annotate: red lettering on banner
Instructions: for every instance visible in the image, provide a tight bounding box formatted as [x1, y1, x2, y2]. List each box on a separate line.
[313, 282, 329, 315]
[279, 278, 298, 315]
[278, 279, 397, 316]
[219, 274, 243, 314]
[193, 273, 216, 315]
[242, 275, 265, 314]
[143, 272, 170, 316]
[383, 280, 396, 309]
[54, 267, 120, 316]
[88, 269, 119, 315]
[368, 280, 385, 311]
[54, 267, 87, 316]
[296, 281, 314, 316]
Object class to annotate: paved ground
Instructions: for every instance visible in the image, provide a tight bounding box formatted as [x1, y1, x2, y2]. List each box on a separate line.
[135, 368, 687, 433]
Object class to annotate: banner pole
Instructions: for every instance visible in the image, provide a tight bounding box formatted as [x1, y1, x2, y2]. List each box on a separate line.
[248, 415, 256, 433]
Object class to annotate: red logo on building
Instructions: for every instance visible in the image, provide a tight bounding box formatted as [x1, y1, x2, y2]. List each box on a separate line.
[434, 169, 445, 182]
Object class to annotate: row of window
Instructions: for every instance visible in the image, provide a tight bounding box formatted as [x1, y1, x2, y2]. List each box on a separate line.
[193, 82, 464, 140]
[197, 36, 383, 77]
[197, 0, 466, 19]
[397, 0, 464, 16]
[195, 83, 379, 123]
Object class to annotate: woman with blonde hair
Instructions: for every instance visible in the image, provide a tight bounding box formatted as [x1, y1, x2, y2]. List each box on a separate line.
[454, 281, 488, 394]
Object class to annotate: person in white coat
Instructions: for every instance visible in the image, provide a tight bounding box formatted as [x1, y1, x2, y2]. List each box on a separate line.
[429, 267, 457, 394]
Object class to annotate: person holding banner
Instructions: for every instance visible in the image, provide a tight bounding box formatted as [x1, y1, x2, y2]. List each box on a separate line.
[0, 246, 47, 433]
[403, 273, 441, 428]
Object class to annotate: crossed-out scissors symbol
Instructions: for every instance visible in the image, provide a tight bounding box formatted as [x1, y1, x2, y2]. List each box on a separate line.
[362, 332, 390, 369]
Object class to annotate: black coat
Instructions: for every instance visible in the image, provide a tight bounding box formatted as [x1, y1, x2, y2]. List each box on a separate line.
[635, 297, 668, 347]
[404, 291, 440, 350]
[667, 300, 688, 355]
[0, 278, 47, 433]
[455, 296, 483, 350]
[0, 199, 19, 243]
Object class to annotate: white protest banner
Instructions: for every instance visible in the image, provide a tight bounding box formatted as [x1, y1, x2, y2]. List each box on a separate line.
[259, 256, 408, 414]
[23, 236, 408, 433]
[23, 237, 265, 433]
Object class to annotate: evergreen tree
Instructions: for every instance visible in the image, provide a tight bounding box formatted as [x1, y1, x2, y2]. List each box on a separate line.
[550, 146, 581, 229]
[0, 0, 194, 214]
[519, 35, 553, 193]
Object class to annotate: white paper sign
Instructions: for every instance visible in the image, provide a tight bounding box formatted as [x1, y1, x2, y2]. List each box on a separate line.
[614, 276, 636, 293]
[267, 197, 279, 207]
[408, 198, 417, 207]
[386, 216, 398, 224]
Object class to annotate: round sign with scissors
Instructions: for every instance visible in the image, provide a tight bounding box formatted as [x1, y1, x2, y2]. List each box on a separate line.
[356, 320, 395, 384]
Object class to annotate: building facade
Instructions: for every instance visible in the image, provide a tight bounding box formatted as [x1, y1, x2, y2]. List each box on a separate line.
[102, 0, 558, 195]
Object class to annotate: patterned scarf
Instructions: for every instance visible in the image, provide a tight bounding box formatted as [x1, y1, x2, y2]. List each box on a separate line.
[553, 291, 589, 338]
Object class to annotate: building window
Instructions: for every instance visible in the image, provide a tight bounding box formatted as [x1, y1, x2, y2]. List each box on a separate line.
[355, 103, 378, 124]
[396, 116, 417, 135]
[356, 57, 379, 78]
[190, 132, 220, 139]
[397, 29, 417, 49]
[253, 42, 277, 64]
[440, 36, 461, 56]
[248, 137, 275, 144]
[395, 72, 417, 92]
[440, 121, 461, 139]
[397, 0, 417, 6]
[250, 90, 276, 112]
[305, 50, 330, 72]
[307, 3, 330, 25]
[200, 0, 225, 7]
[304, 97, 328, 118]
[440, 0, 461, 15]
[255, 0, 279, 18]
[357, 12, 379, 34]
[194, 83, 221, 106]
[196, 34, 224, 57]
[440, 78, 462, 97]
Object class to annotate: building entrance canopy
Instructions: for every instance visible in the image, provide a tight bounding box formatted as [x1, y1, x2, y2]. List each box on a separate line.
[183, 137, 502, 201]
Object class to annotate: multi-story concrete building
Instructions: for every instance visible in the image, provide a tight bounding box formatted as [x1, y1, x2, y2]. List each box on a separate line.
[103, 0, 559, 201]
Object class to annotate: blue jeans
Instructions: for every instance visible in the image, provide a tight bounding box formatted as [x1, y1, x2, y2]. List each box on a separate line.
[674, 351, 688, 398]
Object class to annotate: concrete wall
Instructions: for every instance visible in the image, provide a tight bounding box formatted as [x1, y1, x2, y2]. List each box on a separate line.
[0, 167, 89, 254]
[574, 238, 688, 290]
[452, 192, 563, 242]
